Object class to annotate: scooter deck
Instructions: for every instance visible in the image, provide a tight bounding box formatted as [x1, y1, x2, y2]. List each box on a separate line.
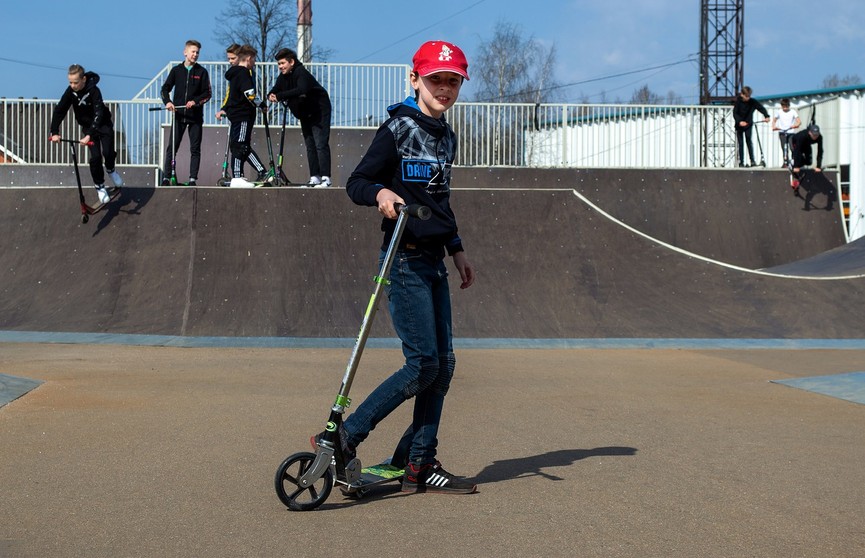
[87, 188, 122, 213]
[340, 462, 404, 498]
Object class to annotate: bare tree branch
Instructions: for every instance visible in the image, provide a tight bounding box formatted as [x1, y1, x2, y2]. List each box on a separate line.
[473, 20, 560, 103]
[213, 0, 296, 60]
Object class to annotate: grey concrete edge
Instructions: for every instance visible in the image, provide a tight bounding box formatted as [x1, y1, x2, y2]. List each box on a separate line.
[2, 330, 865, 350]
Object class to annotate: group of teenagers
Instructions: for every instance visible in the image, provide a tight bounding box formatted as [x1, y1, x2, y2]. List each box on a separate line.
[50, 39, 482, 495]
[49, 39, 334, 198]
[158, 40, 334, 189]
[733, 86, 825, 188]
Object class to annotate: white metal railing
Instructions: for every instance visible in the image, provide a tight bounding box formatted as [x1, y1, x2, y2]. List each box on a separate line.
[135, 61, 412, 128]
[0, 96, 748, 168]
[0, 69, 841, 170]
[449, 103, 738, 168]
[0, 98, 169, 166]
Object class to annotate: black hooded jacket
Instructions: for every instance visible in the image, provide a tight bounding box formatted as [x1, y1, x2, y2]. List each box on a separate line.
[160, 63, 212, 123]
[49, 71, 113, 136]
[346, 97, 463, 257]
[223, 65, 258, 122]
[267, 61, 331, 121]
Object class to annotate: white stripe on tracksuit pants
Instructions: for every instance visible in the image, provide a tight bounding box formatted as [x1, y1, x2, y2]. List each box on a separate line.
[230, 119, 265, 178]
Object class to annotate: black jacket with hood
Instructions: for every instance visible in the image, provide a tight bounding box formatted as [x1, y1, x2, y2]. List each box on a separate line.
[346, 97, 463, 258]
[49, 71, 113, 136]
[223, 65, 258, 122]
[160, 63, 212, 123]
[267, 61, 331, 122]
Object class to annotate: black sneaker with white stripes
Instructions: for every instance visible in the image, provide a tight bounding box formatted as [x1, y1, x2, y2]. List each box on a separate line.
[402, 461, 477, 494]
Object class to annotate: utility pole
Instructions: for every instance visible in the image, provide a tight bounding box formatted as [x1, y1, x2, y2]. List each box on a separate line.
[297, 0, 312, 63]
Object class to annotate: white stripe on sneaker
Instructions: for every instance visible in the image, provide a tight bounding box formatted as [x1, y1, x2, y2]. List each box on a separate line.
[427, 473, 449, 487]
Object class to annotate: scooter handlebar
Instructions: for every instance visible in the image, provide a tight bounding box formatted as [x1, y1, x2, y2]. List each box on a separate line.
[51, 137, 94, 146]
[395, 203, 432, 220]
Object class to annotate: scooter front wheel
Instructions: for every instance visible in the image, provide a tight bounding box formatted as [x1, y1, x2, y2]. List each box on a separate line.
[274, 451, 333, 511]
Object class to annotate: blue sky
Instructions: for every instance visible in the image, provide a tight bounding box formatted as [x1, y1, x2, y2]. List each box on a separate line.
[2, 0, 863, 102]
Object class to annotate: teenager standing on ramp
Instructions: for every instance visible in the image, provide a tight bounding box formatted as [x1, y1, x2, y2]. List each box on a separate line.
[49, 65, 123, 203]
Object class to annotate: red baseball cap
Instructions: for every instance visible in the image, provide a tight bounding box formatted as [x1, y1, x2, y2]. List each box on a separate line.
[412, 41, 469, 80]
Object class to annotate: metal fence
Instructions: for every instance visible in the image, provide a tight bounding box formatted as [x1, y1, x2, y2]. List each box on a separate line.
[2, 100, 743, 169]
[0, 61, 805, 169]
[448, 103, 732, 168]
[134, 61, 412, 128]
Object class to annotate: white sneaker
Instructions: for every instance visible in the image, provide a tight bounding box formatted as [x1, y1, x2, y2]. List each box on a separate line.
[95, 185, 110, 204]
[229, 177, 256, 188]
[108, 169, 124, 187]
[308, 176, 322, 186]
[315, 175, 332, 188]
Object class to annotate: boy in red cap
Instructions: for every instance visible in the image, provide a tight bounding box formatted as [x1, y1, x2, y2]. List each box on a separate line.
[322, 40, 477, 494]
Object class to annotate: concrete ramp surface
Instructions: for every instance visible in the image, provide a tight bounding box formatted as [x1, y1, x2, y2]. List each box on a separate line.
[0, 168, 861, 340]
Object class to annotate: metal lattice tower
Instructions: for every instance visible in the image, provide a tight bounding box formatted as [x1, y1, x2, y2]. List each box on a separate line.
[699, 0, 744, 166]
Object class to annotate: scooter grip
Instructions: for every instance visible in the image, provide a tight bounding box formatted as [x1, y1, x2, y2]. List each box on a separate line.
[395, 203, 432, 220]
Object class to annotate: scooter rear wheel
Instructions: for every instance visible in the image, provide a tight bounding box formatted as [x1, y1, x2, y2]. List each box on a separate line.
[274, 452, 333, 511]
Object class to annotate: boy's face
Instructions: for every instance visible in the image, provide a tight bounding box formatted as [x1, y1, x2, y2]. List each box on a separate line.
[781, 105, 790, 112]
[227, 52, 238, 66]
[184, 45, 200, 65]
[411, 71, 463, 118]
[68, 72, 86, 92]
[276, 58, 294, 75]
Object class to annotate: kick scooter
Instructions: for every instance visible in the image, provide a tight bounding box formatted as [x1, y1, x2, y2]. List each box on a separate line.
[274, 203, 432, 511]
[55, 138, 121, 224]
[754, 121, 766, 168]
[150, 105, 187, 185]
[256, 102, 302, 186]
[274, 101, 293, 186]
[217, 122, 231, 187]
[257, 102, 278, 186]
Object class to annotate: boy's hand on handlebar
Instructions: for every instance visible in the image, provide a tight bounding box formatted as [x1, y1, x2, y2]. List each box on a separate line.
[375, 189, 404, 219]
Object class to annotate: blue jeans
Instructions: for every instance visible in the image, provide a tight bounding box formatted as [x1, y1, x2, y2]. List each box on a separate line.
[343, 249, 456, 466]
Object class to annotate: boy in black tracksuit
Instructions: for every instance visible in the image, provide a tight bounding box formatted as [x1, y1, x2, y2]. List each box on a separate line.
[733, 86, 770, 167]
[267, 48, 332, 187]
[49, 64, 123, 203]
[223, 45, 268, 187]
[160, 40, 211, 186]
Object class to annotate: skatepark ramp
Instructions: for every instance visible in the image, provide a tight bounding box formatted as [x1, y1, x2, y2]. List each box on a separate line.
[1, 168, 862, 340]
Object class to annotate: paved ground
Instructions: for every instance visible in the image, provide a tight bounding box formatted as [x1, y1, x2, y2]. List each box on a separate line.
[2, 163, 862, 556]
[1, 343, 864, 557]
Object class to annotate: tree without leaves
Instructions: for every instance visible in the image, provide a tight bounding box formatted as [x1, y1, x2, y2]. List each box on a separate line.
[472, 20, 560, 103]
[627, 85, 683, 105]
[213, 0, 296, 61]
[822, 73, 863, 89]
[665, 90, 683, 105]
[630, 84, 663, 105]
